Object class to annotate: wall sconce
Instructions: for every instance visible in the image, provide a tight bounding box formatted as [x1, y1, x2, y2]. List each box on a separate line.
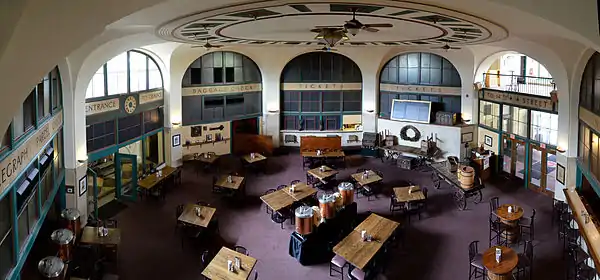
[365, 109, 375, 114]
[171, 122, 181, 128]
[267, 109, 279, 114]
[473, 82, 482, 91]
[556, 146, 566, 153]
[77, 155, 88, 164]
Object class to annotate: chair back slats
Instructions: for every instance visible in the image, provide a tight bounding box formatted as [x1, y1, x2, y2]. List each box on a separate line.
[468, 240, 479, 261]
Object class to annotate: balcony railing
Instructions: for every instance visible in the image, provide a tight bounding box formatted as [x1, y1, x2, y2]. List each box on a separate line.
[483, 73, 555, 97]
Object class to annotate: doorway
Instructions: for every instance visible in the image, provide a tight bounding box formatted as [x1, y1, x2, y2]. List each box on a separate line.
[528, 143, 556, 195]
[501, 134, 526, 182]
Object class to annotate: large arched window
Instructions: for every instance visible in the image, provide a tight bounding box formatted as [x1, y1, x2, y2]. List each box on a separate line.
[181, 51, 262, 125]
[85, 50, 163, 98]
[280, 52, 362, 131]
[379, 52, 462, 119]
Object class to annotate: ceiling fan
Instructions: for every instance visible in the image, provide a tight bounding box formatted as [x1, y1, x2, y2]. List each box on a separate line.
[315, 7, 393, 36]
[191, 37, 223, 50]
[432, 44, 461, 51]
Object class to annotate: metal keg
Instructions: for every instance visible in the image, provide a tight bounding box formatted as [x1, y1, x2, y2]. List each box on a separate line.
[338, 182, 355, 206]
[51, 229, 74, 262]
[38, 256, 65, 280]
[319, 194, 337, 219]
[294, 206, 314, 235]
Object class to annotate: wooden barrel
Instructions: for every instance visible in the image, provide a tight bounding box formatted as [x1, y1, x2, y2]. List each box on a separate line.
[459, 166, 475, 189]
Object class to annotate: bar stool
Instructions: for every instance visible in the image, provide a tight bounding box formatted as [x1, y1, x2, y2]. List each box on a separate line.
[329, 254, 348, 279]
[468, 240, 486, 280]
[350, 267, 366, 280]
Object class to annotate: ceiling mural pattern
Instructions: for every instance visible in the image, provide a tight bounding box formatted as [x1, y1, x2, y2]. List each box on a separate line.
[157, 1, 507, 46]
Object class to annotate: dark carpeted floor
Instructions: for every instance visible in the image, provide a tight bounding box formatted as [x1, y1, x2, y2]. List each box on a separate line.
[111, 153, 565, 280]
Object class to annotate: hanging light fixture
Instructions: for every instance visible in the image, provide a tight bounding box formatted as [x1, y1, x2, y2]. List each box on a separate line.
[317, 29, 348, 48]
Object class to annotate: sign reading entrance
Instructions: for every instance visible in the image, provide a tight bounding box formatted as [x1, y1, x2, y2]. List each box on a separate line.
[0, 111, 63, 194]
[379, 83, 461, 95]
[482, 89, 555, 112]
[85, 98, 119, 116]
[281, 83, 362, 91]
[182, 83, 262, 96]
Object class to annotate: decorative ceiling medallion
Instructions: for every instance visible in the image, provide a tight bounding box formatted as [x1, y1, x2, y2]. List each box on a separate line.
[157, 1, 507, 46]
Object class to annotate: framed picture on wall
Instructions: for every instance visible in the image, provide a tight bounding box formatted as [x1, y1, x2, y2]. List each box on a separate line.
[78, 176, 87, 197]
[206, 134, 212, 142]
[484, 135, 493, 147]
[461, 132, 473, 143]
[172, 134, 181, 147]
[557, 163, 566, 185]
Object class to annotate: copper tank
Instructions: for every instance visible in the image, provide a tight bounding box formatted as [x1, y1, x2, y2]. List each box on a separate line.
[319, 194, 337, 219]
[338, 182, 355, 206]
[38, 256, 65, 280]
[60, 208, 81, 241]
[294, 206, 314, 235]
[51, 229, 74, 262]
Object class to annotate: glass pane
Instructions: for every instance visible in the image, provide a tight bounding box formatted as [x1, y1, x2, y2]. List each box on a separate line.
[546, 153, 556, 192]
[0, 196, 10, 238]
[118, 141, 143, 178]
[515, 142, 525, 179]
[0, 232, 14, 279]
[106, 52, 128, 95]
[530, 146, 542, 188]
[86, 67, 105, 98]
[129, 52, 148, 92]
[148, 59, 162, 89]
[502, 138, 512, 174]
[27, 191, 38, 233]
[144, 132, 164, 172]
[18, 209, 28, 249]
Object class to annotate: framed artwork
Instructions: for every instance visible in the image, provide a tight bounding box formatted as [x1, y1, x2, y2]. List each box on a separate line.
[172, 134, 181, 147]
[78, 176, 88, 197]
[557, 163, 566, 185]
[484, 135, 493, 147]
[461, 132, 473, 143]
[206, 134, 212, 142]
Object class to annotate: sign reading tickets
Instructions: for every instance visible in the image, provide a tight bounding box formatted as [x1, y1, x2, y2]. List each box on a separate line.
[281, 83, 362, 91]
[85, 98, 119, 116]
[182, 83, 261, 96]
[139, 89, 164, 104]
[379, 83, 461, 95]
[0, 111, 63, 194]
[482, 89, 555, 111]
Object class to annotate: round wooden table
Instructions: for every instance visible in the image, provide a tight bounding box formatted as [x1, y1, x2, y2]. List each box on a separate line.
[495, 204, 524, 243]
[483, 246, 518, 280]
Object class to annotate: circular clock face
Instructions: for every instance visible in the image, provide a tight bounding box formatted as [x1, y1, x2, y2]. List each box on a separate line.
[124, 96, 137, 114]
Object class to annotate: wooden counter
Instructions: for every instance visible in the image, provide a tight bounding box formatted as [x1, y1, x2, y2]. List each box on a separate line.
[564, 188, 600, 272]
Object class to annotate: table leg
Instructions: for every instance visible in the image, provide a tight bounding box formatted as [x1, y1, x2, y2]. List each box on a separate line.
[501, 220, 520, 244]
[487, 271, 513, 280]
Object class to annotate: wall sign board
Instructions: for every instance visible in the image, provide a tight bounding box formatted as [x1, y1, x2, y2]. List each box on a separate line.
[0, 111, 63, 194]
[481, 89, 556, 112]
[85, 98, 119, 116]
[182, 83, 262, 96]
[281, 83, 362, 91]
[380, 83, 461, 95]
[139, 89, 164, 104]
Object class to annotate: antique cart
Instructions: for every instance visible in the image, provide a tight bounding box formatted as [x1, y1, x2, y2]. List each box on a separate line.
[429, 161, 484, 210]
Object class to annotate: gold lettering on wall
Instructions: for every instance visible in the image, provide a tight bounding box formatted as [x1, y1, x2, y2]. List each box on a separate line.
[182, 84, 262, 96]
[482, 89, 555, 111]
[379, 83, 461, 95]
[139, 89, 164, 104]
[0, 111, 63, 194]
[85, 98, 119, 116]
[281, 83, 362, 91]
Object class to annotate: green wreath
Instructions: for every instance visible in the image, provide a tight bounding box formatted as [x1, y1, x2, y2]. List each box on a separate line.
[400, 125, 421, 142]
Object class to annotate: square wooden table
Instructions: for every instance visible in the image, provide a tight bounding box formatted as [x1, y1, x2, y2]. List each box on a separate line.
[80, 226, 122, 246]
[198, 154, 220, 164]
[307, 166, 338, 181]
[301, 151, 345, 158]
[260, 190, 296, 212]
[138, 166, 177, 190]
[178, 204, 216, 228]
[242, 153, 267, 164]
[351, 170, 383, 186]
[333, 214, 399, 270]
[215, 175, 245, 190]
[393, 186, 426, 203]
[283, 182, 317, 201]
[202, 247, 257, 280]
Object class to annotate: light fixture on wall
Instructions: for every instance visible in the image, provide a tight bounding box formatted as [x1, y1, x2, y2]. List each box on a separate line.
[77, 155, 88, 164]
[556, 146, 566, 153]
[365, 109, 375, 114]
[267, 109, 279, 114]
[172, 122, 181, 128]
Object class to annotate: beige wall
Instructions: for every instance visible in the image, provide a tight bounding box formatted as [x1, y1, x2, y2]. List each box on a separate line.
[477, 126, 500, 154]
[180, 121, 231, 156]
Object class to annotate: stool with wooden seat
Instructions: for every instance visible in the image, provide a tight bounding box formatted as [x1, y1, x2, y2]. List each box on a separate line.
[329, 254, 348, 279]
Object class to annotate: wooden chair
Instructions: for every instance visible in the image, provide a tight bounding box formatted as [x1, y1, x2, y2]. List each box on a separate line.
[329, 254, 348, 280]
[234, 245, 249, 256]
[468, 240, 486, 280]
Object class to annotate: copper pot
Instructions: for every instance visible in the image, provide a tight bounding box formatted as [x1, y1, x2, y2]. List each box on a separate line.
[51, 229, 74, 262]
[294, 206, 314, 235]
[319, 195, 336, 219]
[338, 182, 355, 206]
[60, 208, 81, 241]
[38, 256, 65, 280]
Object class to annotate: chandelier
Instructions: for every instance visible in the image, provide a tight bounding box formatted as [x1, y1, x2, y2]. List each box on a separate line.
[314, 28, 349, 48]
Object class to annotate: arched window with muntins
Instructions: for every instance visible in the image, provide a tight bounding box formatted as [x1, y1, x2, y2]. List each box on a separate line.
[85, 50, 164, 99]
[379, 52, 462, 119]
[181, 51, 262, 125]
[280, 52, 362, 131]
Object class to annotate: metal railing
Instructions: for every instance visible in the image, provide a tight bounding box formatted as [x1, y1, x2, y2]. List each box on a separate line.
[483, 73, 555, 97]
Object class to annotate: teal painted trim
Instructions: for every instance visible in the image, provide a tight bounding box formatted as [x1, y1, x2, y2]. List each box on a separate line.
[88, 127, 165, 161]
[576, 158, 600, 197]
[523, 142, 530, 189]
[88, 168, 98, 219]
[230, 121, 234, 153]
[7, 172, 65, 280]
[576, 161, 583, 190]
[0, 126, 63, 200]
[88, 145, 118, 162]
[10, 187, 17, 273]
